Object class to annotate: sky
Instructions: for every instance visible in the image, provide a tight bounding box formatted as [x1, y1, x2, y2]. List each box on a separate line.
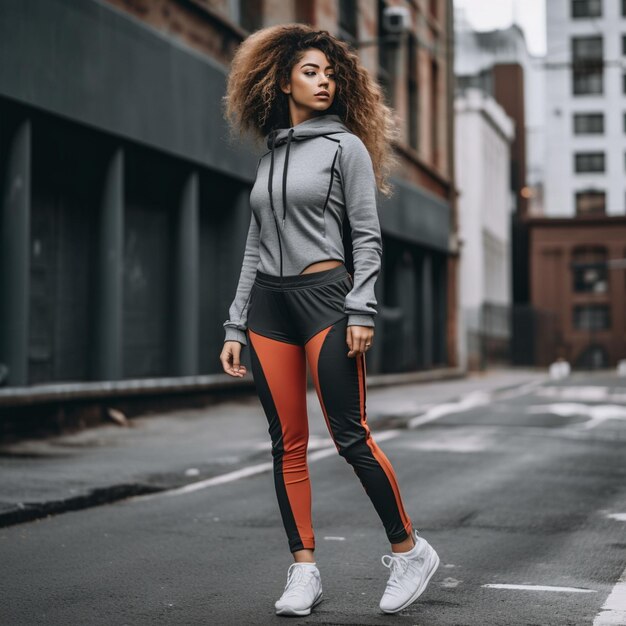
[453, 0, 546, 56]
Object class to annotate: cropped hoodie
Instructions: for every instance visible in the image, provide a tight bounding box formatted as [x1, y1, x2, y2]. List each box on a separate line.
[223, 113, 383, 345]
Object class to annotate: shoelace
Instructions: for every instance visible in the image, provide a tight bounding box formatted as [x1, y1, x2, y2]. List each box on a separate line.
[380, 552, 423, 594]
[282, 563, 316, 597]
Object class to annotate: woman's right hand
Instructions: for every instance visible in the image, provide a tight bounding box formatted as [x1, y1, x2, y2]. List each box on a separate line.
[220, 341, 247, 378]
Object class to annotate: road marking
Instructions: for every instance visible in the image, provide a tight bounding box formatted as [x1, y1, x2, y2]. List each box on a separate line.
[527, 403, 626, 430]
[128, 430, 400, 503]
[537, 386, 626, 403]
[127, 380, 538, 504]
[593, 567, 626, 626]
[483, 584, 597, 593]
[408, 390, 492, 428]
[606, 513, 626, 522]
[323, 536, 345, 541]
[493, 379, 544, 400]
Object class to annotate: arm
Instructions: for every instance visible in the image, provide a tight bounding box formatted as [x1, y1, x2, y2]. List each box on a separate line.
[222, 209, 260, 346]
[338, 134, 383, 328]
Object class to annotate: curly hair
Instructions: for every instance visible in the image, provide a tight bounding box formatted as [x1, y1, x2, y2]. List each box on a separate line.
[222, 23, 400, 197]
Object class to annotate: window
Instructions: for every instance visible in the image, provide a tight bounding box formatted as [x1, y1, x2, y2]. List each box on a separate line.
[407, 32, 419, 150]
[623, 35, 626, 56]
[573, 113, 604, 134]
[574, 67, 603, 94]
[431, 59, 439, 166]
[377, 0, 395, 107]
[238, 0, 262, 32]
[338, 0, 358, 45]
[571, 246, 608, 293]
[573, 305, 610, 330]
[623, 0, 626, 16]
[571, 0, 602, 18]
[575, 152, 605, 172]
[572, 36, 603, 60]
[572, 36, 604, 95]
[575, 190, 606, 215]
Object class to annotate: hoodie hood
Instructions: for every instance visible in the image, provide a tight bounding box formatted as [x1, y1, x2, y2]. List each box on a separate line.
[265, 114, 350, 230]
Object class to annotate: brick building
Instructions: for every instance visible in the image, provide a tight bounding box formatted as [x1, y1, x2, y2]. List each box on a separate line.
[0, 0, 457, 408]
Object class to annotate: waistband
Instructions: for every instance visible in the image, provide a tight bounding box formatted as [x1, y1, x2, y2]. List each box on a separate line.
[254, 263, 349, 289]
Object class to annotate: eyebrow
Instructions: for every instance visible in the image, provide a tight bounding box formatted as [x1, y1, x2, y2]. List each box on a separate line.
[300, 63, 334, 70]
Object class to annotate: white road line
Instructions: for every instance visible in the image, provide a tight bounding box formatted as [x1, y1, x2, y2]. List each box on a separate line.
[128, 429, 401, 503]
[593, 567, 626, 626]
[407, 390, 492, 428]
[126, 379, 535, 504]
[494, 379, 544, 401]
[483, 584, 597, 593]
[606, 513, 626, 522]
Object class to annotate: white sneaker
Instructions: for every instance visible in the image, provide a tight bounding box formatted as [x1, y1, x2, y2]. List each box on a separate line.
[379, 529, 440, 614]
[275, 562, 323, 616]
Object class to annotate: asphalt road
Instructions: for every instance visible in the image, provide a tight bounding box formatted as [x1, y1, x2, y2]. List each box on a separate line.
[1, 372, 625, 625]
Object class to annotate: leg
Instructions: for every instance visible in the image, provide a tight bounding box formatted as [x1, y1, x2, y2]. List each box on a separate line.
[247, 329, 316, 557]
[304, 317, 414, 545]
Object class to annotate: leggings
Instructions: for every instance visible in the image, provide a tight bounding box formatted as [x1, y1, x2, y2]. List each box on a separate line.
[246, 262, 413, 553]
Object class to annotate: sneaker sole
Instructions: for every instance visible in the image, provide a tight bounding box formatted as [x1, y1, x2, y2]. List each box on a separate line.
[275, 590, 323, 617]
[380, 546, 440, 614]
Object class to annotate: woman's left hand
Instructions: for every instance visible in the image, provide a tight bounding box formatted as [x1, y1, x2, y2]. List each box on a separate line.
[346, 325, 374, 358]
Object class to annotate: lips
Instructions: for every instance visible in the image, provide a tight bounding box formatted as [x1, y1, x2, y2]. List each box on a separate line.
[315, 91, 330, 97]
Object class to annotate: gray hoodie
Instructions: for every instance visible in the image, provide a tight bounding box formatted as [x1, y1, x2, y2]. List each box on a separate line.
[223, 113, 383, 345]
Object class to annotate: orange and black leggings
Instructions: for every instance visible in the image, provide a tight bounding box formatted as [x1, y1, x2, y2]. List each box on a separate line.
[246, 263, 413, 553]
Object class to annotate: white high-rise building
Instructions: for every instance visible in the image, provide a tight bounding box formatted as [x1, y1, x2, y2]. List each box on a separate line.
[545, 0, 626, 217]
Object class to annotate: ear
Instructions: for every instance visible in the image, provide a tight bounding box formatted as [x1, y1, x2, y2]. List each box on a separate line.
[279, 78, 291, 95]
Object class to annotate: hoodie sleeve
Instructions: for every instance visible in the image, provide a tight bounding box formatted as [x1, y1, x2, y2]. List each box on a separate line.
[222, 208, 260, 346]
[338, 134, 383, 328]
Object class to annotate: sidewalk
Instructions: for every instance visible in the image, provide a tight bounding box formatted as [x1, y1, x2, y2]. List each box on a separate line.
[0, 368, 545, 527]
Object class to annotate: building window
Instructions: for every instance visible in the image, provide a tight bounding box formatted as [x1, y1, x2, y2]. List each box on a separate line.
[572, 36, 604, 95]
[338, 0, 358, 46]
[431, 59, 439, 166]
[238, 0, 263, 33]
[573, 305, 610, 330]
[571, 0, 602, 18]
[377, 0, 395, 107]
[575, 190, 606, 215]
[407, 32, 418, 150]
[571, 246, 608, 293]
[573, 35, 603, 60]
[574, 67, 603, 94]
[575, 152, 605, 172]
[623, 35, 626, 56]
[623, 0, 626, 16]
[573, 112, 604, 134]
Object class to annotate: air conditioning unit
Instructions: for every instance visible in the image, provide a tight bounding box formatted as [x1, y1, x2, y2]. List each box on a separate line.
[382, 6, 410, 34]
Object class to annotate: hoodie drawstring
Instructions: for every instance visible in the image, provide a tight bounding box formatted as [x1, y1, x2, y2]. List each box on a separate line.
[281, 129, 294, 227]
[267, 129, 284, 283]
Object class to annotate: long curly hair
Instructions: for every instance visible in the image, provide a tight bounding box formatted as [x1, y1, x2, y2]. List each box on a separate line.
[222, 23, 399, 197]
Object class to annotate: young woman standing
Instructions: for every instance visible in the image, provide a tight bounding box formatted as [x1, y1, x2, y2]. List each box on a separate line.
[219, 23, 439, 617]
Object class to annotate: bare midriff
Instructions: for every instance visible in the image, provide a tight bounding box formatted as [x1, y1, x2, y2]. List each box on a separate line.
[299, 259, 343, 275]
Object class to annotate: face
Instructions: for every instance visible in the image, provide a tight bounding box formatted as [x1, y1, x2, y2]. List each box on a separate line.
[280, 48, 336, 120]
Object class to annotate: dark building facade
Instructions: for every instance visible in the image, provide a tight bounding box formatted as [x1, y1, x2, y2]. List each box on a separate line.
[0, 0, 457, 404]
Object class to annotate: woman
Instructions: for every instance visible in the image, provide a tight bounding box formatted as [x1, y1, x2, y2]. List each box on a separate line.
[219, 24, 439, 617]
